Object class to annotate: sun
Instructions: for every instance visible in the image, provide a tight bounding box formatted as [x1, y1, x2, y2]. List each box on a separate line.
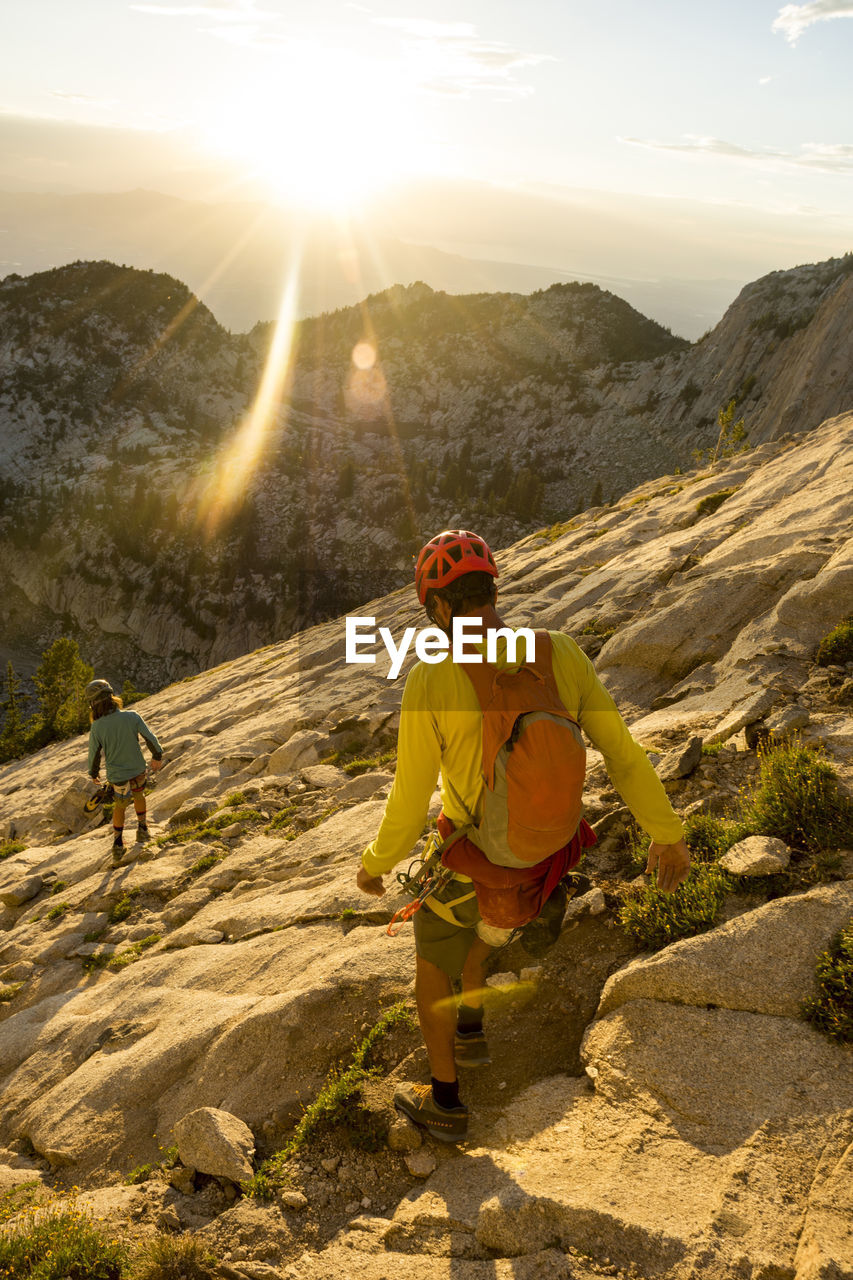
[201, 43, 424, 213]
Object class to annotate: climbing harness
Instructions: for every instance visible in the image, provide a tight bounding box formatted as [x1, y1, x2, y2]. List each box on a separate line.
[386, 827, 477, 937]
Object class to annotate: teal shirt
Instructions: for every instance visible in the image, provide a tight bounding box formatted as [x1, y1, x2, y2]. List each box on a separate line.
[88, 709, 162, 782]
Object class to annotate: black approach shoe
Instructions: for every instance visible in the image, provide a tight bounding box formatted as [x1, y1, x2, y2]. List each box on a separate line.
[136, 822, 150, 843]
[394, 1082, 468, 1143]
[112, 833, 124, 860]
[454, 1030, 491, 1069]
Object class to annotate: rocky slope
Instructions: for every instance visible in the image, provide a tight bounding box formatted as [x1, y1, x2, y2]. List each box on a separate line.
[1, 255, 852, 687]
[1, 411, 852, 1279]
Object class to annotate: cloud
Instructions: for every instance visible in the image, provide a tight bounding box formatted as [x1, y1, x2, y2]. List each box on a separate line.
[367, 13, 553, 98]
[130, 1, 277, 20]
[772, 1, 853, 44]
[50, 90, 117, 108]
[759, 75, 773, 85]
[622, 133, 853, 174]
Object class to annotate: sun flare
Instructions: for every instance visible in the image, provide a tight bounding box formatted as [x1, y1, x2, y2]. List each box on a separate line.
[201, 43, 425, 212]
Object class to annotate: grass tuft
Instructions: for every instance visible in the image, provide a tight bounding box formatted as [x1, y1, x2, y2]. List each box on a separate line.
[245, 1001, 414, 1196]
[816, 617, 853, 667]
[618, 862, 731, 951]
[802, 923, 853, 1044]
[695, 488, 736, 519]
[133, 1234, 220, 1280]
[0, 839, 26, 860]
[0, 1205, 125, 1280]
[46, 901, 71, 922]
[743, 740, 853, 853]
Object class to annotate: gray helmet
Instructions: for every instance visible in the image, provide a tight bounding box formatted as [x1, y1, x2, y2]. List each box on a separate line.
[86, 679, 114, 704]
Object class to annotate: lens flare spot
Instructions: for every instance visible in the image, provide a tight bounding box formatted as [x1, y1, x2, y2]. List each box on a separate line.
[352, 341, 377, 370]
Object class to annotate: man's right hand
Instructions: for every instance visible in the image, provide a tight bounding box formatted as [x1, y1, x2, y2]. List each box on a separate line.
[357, 866, 386, 897]
[645, 839, 691, 893]
[150, 759, 163, 772]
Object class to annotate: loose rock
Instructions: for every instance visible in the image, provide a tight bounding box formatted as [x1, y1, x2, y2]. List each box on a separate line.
[0, 876, 43, 908]
[174, 1107, 255, 1183]
[720, 835, 791, 876]
[404, 1150, 436, 1178]
[387, 1117, 423, 1152]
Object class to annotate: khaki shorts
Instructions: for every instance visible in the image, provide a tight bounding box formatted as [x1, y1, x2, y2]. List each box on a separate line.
[413, 874, 513, 978]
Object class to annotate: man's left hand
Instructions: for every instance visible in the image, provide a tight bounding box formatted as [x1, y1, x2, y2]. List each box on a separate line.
[357, 866, 386, 897]
[645, 839, 691, 893]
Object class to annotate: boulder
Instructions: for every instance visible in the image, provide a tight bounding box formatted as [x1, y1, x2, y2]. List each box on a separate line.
[168, 799, 218, 829]
[267, 730, 324, 776]
[705, 688, 779, 745]
[765, 703, 810, 738]
[720, 835, 791, 876]
[597, 881, 853, 1019]
[0, 876, 43, 908]
[174, 1107, 255, 1183]
[656, 735, 703, 780]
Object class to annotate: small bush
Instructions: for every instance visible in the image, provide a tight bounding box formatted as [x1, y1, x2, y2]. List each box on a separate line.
[223, 791, 246, 807]
[816, 618, 853, 667]
[695, 488, 736, 519]
[247, 1002, 414, 1195]
[0, 839, 26, 860]
[108, 891, 138, 924]
[50, 880, 68, 896]
[133, 1233, 219, 1280]
[700, 742, 725, 757]
[0, 1204, 125, 1280]
[684, 813, 747, 863]
[618, 862, 730, 951]
[744, 741, 853, 853]
[0, 982, 24, 1003]
[125, 1162, 155, 1184]
[189, 852, 223, 876]
[46, 901, 71, 922]
[340, 750, 396, 777]
[802, 923, 853, 1043]
[267, 805, 297, 832]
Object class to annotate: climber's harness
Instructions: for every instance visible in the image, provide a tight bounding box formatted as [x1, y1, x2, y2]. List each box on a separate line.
[386, 826, 478, 936]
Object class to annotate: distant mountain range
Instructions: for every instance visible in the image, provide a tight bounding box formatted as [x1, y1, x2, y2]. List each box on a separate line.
[0, 188, 745, 340]
[0, 254, 851, 689]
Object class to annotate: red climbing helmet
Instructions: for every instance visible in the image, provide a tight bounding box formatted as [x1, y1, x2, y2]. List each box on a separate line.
[414, 530, 498, 605]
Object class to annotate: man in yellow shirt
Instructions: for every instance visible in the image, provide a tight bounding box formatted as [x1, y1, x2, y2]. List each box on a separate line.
[357, 530, 690, 1142]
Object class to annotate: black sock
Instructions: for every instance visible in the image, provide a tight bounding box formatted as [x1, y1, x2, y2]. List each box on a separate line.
[431, 1077, 461, 1110]
[456, 1002, 484, 1036]
[113, 828, 124, 844]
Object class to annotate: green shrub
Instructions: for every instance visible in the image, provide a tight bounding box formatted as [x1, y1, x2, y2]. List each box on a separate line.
[133, 1234, 219, 1280]
[125, 1162, 155, 1184]
[266, 804, 296, 832]
[46, 901, 71, 922]
[618, 862, 730, 951]
[0, 839, 26, 860]
[816, 618, 853, 667]
[108, 891, 138, 924]
[684, 813, 747, 863]
[189, 852, 223, 876]
[50, 880, 68, 896]
[700, 742, 725, 757]
[744, 741, 853, 853]
[802, 923, 853, 1043]
[340, 750, 396, 777]
[0, 1204, 125, 1280]
[247, 1002, 414, 1195]
[223, 791, 246, 807]
[695, 487, 736, 519]
[0, 982, 24, 1004]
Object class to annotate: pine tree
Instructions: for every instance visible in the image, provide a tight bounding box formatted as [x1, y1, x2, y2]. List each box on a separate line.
[0, 662, 26, 761]
[33, 638, 94, 739]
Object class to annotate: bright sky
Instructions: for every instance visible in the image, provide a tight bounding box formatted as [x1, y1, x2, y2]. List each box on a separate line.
[2, 0, 853, 217]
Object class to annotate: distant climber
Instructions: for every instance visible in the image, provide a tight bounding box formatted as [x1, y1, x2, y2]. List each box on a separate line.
[86, 679, 163, 857]
[356, 529, 690, 1143]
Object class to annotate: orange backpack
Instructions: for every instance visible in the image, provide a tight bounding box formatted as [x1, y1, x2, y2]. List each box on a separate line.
[462, 630, 586, 866]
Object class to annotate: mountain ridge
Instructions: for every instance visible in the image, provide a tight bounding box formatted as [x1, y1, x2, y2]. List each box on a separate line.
[1, 254, 852, 690]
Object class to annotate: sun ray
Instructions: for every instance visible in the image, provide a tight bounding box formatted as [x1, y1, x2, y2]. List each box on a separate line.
[195, 241, 303, 538]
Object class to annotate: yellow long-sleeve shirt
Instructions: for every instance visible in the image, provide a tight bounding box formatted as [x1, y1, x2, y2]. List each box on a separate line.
[362, 630, 684, 877]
